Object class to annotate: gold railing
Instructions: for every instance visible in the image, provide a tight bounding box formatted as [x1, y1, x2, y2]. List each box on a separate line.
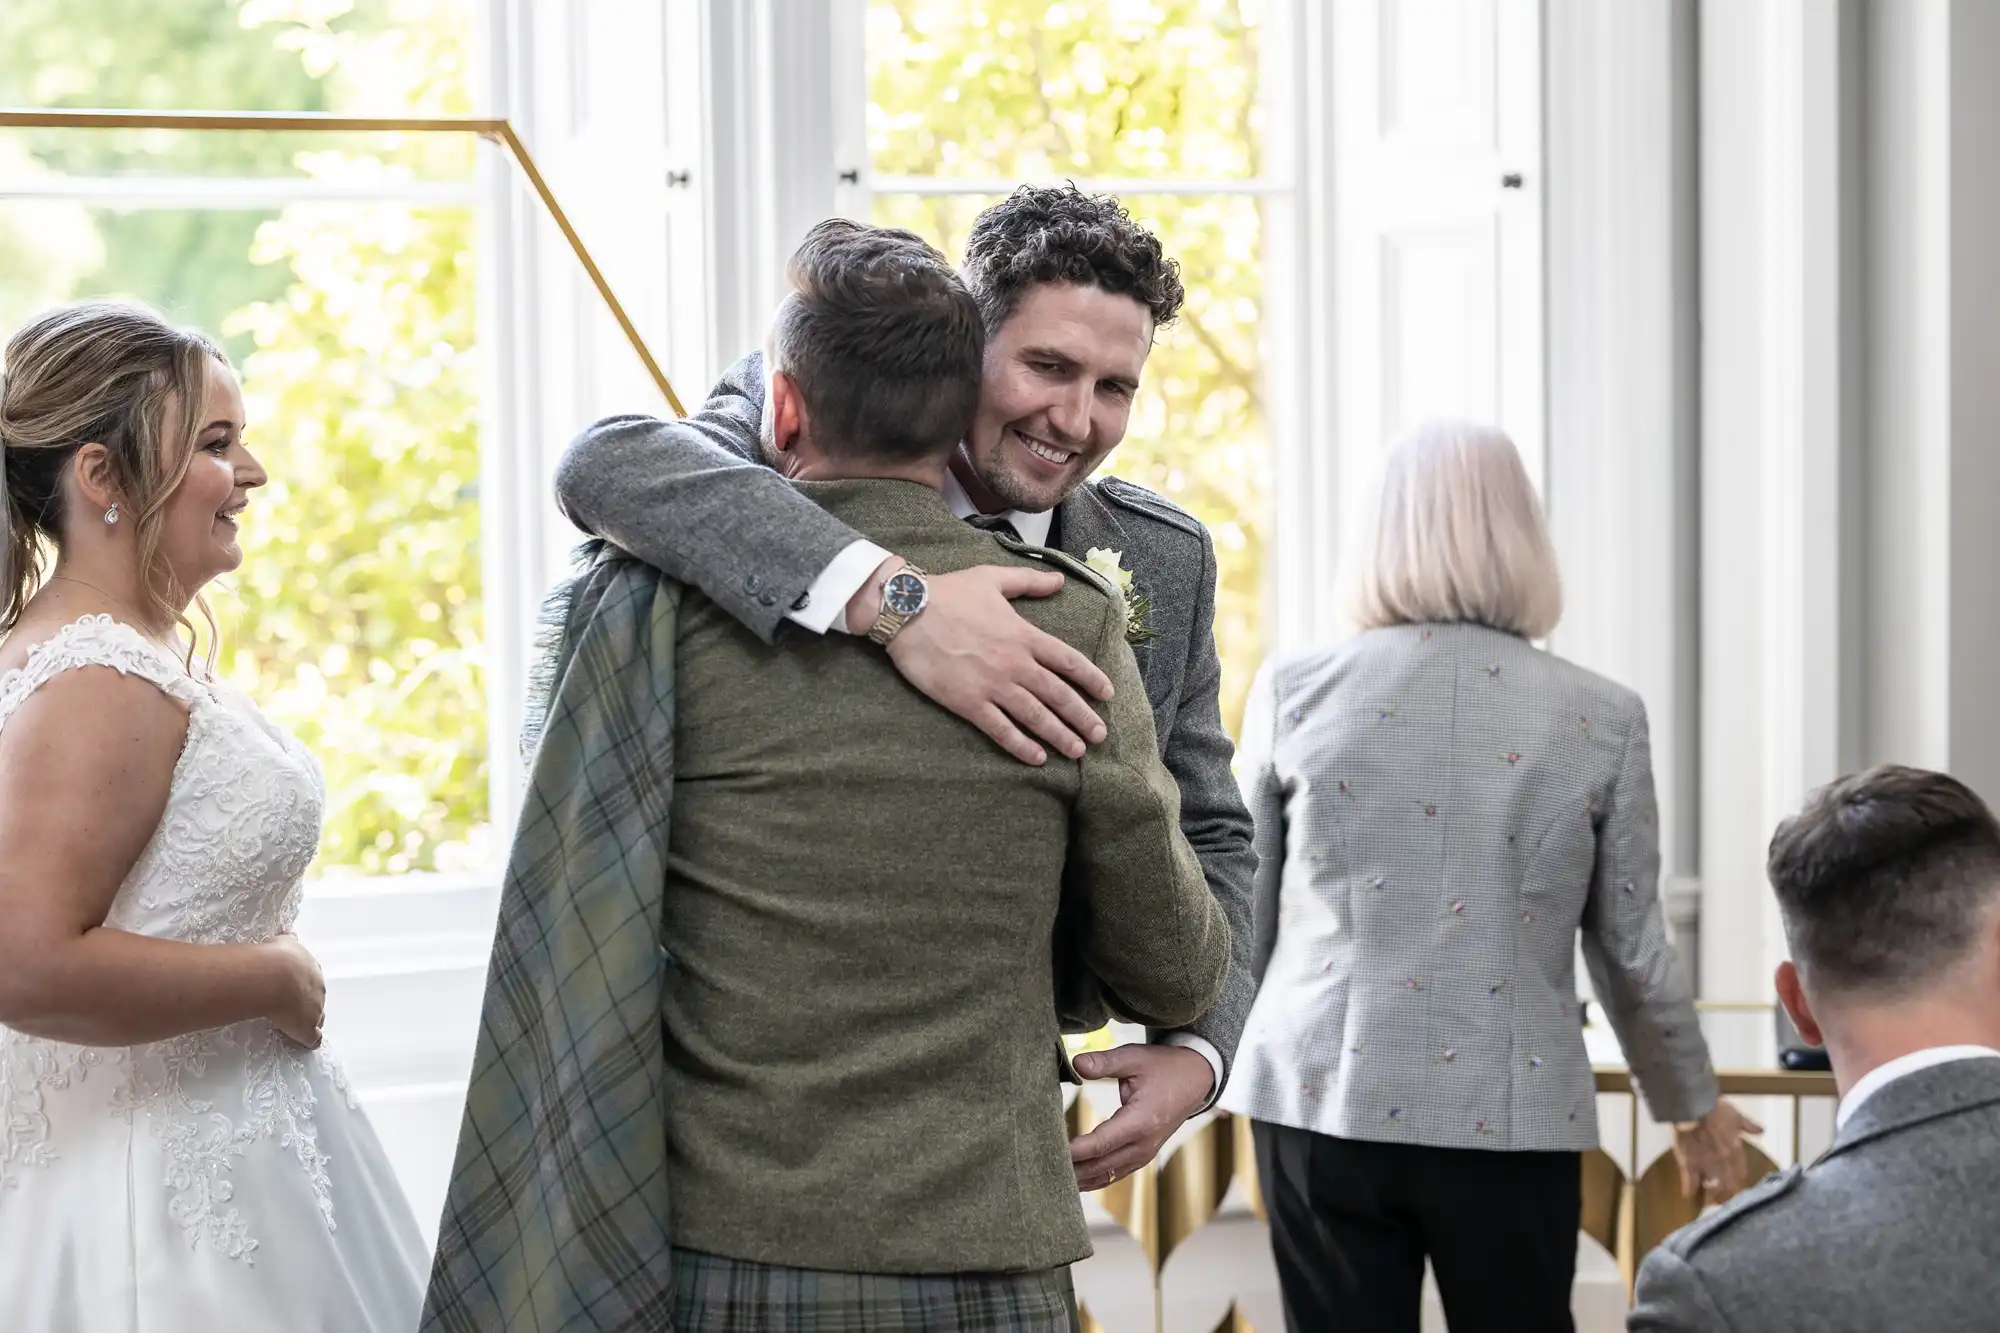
[1071, 1067, 1838, 1332]
[1586, 1067, 1834, 1293]
[0, 108, 686, 416]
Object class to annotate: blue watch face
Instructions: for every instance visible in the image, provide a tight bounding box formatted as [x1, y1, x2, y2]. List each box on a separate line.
[884, 570, 927, 616]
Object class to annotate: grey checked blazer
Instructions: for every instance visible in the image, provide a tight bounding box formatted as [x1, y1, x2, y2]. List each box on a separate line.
[554, 352, 1258, 1080]
[1220, 622, 1716, 1152]
[1630, 1056, 2000, 1332]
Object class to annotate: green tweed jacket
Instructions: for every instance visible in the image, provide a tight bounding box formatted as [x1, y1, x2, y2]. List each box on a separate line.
[662, 480, 1228, 1274]
[422, 482, 1230, 1329]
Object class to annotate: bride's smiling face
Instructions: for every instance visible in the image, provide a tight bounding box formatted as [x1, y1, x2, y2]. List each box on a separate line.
[157, 359, 266, 594]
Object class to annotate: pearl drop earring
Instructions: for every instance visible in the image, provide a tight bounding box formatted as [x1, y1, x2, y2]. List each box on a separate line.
[103, 503, 119, 525]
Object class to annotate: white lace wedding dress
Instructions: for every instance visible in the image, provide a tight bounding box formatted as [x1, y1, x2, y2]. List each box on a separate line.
[0, 616, 427, 1332]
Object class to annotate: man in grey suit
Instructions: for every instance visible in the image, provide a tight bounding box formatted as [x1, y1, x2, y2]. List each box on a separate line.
[1630, 764, 2000, 1332]
[557, 185, 1256, 1189]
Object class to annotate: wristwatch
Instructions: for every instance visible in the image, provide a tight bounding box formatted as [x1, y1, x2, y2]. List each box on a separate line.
[865, 564, 930, 647]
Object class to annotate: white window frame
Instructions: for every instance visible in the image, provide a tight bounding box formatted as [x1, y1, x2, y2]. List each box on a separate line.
[1, 4, 529, 901]
[820, 0, 1318, 660]
[0, 2, 538, 1233]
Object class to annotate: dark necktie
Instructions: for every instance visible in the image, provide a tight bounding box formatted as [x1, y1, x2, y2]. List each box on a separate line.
[963, 512, 1024, 544]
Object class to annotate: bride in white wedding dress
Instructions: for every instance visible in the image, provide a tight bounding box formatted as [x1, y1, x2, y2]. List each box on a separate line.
[0, 302, 427, 1332]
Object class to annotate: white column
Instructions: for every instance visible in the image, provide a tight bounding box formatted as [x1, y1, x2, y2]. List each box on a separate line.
[1863, 0, 2000, 799]
[1944, 1, 2000, 798]
[1542, 0, 1701, 943]
[703, 0, 840, 361]
[1696, 0, 1856, 1017]
[1263, 0, 1342, 653]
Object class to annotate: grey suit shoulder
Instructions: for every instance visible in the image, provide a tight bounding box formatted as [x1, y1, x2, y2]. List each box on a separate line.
[1630, 1059, 2000, 1333]
[1094, 474, 1205, 541]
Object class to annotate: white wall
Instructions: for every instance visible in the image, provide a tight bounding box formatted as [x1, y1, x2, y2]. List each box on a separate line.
[1863, 0, 1952, 777]
[1694, 0, 2000, 1021]
[1944, 0, 2000, 801]
[1695, 0, 1855, 1020]
[1864, 0, 2000, 798]
[1543, 0, 1703, 974]
[300, 878, 498, 1245]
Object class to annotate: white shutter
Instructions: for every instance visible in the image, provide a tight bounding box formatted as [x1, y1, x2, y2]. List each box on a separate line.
[475, 0, 708, 825]
[517, 0, 706, 430]
[1331, 0, 1545, 502]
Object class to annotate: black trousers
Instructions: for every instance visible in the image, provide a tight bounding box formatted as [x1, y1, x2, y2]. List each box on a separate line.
[1251, 1120, 1580, 1333]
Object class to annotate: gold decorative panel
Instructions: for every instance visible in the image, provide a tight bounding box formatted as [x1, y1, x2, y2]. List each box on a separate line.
[0, 108, 686, 417]
[1073, 1071, 1832, 1325]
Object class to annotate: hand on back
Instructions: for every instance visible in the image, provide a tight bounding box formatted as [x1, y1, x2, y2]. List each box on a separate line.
[850, 563, 1116, 765]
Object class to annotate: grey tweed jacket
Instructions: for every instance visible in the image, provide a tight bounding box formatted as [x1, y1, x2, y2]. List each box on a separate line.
[1629, 1055, 2000, 1332]
[554, 352, 1258, 1079]
[1220, 622, 1716, 1152]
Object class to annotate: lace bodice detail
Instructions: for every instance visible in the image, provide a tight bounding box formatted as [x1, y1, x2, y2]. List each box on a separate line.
[0, 616, 343, 1258]
[0, 615, 326, 943]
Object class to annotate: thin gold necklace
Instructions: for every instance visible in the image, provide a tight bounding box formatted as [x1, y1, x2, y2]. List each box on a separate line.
[49, 574, 144, 619]
[47, 576, 187, 664]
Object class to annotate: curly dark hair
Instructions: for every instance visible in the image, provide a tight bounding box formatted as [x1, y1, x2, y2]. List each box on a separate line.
[960, 184, 1185, 337]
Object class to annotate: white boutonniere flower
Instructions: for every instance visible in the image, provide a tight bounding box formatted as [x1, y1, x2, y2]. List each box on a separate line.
[1084, 546, 1155, 646]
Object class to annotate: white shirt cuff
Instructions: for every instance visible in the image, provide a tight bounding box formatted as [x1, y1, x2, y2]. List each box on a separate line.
[1160, 1032, 1224, 1111]
[784, 539, 893, 635]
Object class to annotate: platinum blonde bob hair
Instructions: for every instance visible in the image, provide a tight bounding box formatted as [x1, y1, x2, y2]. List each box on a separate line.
[1338, 418, 1563, 640]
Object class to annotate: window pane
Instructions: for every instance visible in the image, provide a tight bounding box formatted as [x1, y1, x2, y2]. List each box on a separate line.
[0, 0, 476, 179]
[873, 193, 1270, 737]
[867, 0, 1270, 182]
[0, 201, 489, 877]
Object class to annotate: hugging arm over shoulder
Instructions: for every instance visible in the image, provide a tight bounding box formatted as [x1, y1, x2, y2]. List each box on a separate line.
[554, 352, 863, 642]
[1066, 593, 1231, 1028]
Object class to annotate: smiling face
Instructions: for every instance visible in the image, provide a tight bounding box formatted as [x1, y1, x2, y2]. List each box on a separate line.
[955, 282, 1154, 515]
[157, 357, 266, 595]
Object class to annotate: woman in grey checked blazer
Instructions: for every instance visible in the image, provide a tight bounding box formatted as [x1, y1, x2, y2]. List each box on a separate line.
[1221, 421, 1759, 1333]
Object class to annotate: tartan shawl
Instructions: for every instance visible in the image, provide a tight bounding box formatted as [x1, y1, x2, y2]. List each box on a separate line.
[422, 542, 683, 1333]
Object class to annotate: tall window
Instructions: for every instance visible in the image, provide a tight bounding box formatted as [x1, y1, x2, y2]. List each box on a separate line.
[861, 0, 1278, 735]
[0, 0, 489, 877]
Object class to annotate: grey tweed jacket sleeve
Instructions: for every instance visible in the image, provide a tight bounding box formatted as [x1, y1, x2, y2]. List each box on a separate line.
[1583, 705, 1717, 1124]
[554, 353, 861, 642]
[1152, 528, 1258, 1072]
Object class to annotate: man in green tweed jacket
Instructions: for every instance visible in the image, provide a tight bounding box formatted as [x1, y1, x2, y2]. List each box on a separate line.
[424, 218, 1230, 1333]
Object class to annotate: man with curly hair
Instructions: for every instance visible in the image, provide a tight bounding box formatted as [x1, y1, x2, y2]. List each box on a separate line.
[556, 185, 1257, 1199]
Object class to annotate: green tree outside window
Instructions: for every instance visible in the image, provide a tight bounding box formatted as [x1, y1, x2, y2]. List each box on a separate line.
[867, 0, 1273, 738]
[0, 0, 486, 875]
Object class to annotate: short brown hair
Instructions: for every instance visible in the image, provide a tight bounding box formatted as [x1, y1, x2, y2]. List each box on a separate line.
[960, 185, 1184, 337]
[1767, 764, 2000, 995]
[768, 219, 983, 462]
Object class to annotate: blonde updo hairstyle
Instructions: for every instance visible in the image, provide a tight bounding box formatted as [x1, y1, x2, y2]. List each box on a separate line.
[0, 301, 230, 655]
[1338, 418, 1563, 641]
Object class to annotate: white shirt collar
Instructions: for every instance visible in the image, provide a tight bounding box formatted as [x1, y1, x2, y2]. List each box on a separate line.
[942, 469, 1054, 547]
[1834, 1044, 2000, 1132]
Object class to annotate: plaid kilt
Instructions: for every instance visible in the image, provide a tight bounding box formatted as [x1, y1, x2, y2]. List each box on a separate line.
[422, 548, 685, 1332]
[671, 1249, 1079, 1332]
